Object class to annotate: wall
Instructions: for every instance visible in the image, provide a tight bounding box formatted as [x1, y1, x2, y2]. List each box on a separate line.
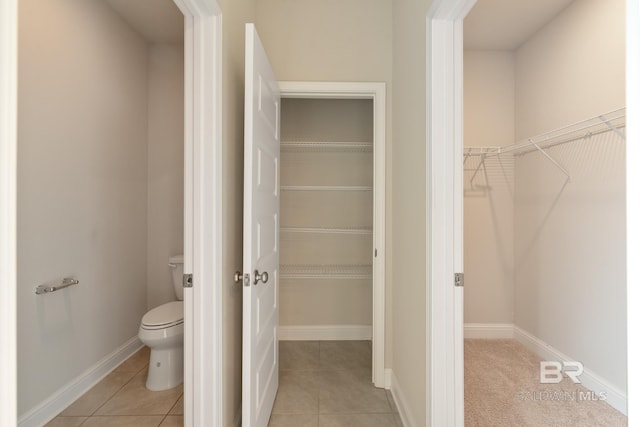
[463, 51, 515, 324]
[146, 44, 184, 310]
[392, 0, 432, 424]
[254, 0, 395, 365]
[17, 0, 148, 416]
[217, 0, 256, 424]
[514, 0, 626, 391]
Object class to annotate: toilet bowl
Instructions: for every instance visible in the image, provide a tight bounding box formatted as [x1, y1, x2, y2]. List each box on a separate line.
[138, 255, 184, 391]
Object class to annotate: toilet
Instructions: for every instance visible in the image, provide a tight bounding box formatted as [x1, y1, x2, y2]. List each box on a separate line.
[138, 255, 184, 391]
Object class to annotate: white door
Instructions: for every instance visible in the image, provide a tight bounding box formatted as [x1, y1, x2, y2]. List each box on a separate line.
[242, 23, 281, 427]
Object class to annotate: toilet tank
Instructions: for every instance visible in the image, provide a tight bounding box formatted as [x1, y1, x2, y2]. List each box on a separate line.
[169, 255, 184, 301]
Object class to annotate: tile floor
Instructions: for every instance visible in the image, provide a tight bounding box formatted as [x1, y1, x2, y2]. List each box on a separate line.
[46, 347, 183, 427]
[270, 340, 401, 427]
[46, 341, 400, 427]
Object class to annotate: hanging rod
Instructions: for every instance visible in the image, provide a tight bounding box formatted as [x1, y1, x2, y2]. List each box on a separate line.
[464, 108, 625, 180]
[465, 108, 625, 158]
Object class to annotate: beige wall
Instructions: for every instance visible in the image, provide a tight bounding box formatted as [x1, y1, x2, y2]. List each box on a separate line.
[17, 0, 148, 415]
[392, 0, 432, 424]
[146, 44, 184, 310]
[463, 51, 515, 324]
[515, 0, 625, 139]
[514, 0, 626, 390]
[218, 0, 256, 424]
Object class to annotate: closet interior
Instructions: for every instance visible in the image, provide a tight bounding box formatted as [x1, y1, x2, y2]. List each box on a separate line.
[279, 98, 374, 333]
[463, 0, 627, 419]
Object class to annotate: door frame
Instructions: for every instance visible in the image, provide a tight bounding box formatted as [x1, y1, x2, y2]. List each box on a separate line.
[0, 0, 18, 425]
[171, 0, 223, 425]
[278, 81, 386, 388]
[426, 1, 475, 426]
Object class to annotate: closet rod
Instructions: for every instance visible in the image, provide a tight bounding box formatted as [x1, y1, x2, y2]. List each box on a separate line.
[464, 107, 625, 158]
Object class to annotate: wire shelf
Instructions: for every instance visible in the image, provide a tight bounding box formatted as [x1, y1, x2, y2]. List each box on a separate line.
[281, 226, 373, 235]
[281, 185, 373, 191]
[280, 264, 373, 279]
[281, 141, 373, 153]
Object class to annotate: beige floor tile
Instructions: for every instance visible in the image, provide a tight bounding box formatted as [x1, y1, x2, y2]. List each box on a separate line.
[385, 390, 398, 413]
[45, 416, 87, 427]
[280, 341, 319, 371]
[60, 370, 137, 416]
[169, 394, 183, 415]
[159, 415, 183, 426]
[272, 370, 320, 414]
[318, 369, 390, 414]
[95, 369, 182, 416]
[318, 341, 372, 371]
[269, 413, 318, 427]
[113, 347, 150, 374]
[319, 413, 398, 427]
[81, 416, 164, 427]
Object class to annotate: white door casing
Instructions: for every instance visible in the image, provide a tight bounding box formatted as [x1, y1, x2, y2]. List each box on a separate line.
[242, 23, 281, 427]
[171, 0, 223, 425]
[427, 1, 475, 426]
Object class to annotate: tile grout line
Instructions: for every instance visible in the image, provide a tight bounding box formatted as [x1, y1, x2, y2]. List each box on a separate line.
[88, 361, 150, 418]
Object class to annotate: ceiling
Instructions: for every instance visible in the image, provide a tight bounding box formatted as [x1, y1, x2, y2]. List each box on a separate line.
[105, 0, 183, 44]
[464, 0, 575, 50]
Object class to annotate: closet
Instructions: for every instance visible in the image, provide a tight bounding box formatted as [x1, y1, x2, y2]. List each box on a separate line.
[279, 98, 374, 334]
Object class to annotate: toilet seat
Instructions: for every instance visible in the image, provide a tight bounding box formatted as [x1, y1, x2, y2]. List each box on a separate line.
[141, 301, 183, 330]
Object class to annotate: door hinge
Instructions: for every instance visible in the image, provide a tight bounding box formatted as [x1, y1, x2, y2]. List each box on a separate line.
[454, 273, 464, 287]
[183, 273, 193, 288]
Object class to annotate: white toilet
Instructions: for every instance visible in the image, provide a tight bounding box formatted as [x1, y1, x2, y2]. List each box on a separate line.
[138, 255, 184, 391]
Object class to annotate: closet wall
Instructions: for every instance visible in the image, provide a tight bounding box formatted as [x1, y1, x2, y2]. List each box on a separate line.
[514, 0, 626, 391]
[464, 0, 626, 396]
[279, 99, 373, 331]
[463, 51, 515, 325]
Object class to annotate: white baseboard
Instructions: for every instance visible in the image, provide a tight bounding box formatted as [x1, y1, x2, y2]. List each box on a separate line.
[514, 326, 627, 416]
[18, 336, 143, 427]
[385, 368, 392, 390]
[278, 325, 372, 341]
[389, 370, 415, 427]
[464, 323, 514, 339]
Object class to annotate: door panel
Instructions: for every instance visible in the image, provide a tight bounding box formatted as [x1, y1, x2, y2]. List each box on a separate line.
[242, 23, 280, 427]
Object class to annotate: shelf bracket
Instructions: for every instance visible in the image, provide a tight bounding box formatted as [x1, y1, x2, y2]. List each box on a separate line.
[529, 139, 571, 181]
[469, 153, 485, 187]
[598, 115, 625, 140]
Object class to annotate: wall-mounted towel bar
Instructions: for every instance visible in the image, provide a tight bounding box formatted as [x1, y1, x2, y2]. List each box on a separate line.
[35, 277, 79, 295]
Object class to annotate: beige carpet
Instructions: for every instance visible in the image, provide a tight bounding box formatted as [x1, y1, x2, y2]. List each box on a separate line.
[465, 339, 627, 427]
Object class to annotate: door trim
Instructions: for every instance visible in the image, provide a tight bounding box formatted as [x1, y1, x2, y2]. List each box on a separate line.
[278, 81, 386, 388]
[0, 0, 18, 425]
[426, 1, 475, 426]
[171, 0, 223, 425]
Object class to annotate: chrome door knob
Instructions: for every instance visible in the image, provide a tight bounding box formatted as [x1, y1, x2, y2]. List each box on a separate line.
[253, 270, 269, 285]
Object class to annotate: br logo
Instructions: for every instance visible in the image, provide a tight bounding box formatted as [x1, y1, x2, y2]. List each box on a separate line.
[540, 361, 584, 384]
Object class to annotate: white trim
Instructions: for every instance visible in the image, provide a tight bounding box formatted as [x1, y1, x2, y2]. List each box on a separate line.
[279, 81, 387, 388]
[0, 0, 17, 426]
[17, 338, 143, 427]
[384, 368, 393, 390]
[278, 325, 372, 341]
[513, 326, 627, 415]
[172, 1, 223, 425]
[464, 323, 514, 339]
[390, 370, 416, 427]
[627, 0, 639, 422]
[427, 1, 475, 426]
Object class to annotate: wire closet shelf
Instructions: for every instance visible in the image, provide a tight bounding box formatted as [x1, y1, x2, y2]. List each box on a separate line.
[463, 108, 626, 181]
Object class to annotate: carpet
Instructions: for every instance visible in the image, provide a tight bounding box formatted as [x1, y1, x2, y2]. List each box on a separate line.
[464, 339, 627, 427]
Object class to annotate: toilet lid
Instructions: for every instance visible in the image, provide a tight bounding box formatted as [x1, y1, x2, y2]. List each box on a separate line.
[142, 301, 184, 327]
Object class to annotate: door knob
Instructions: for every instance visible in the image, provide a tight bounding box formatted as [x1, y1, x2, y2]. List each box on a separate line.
[253, 270, 268, 285]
